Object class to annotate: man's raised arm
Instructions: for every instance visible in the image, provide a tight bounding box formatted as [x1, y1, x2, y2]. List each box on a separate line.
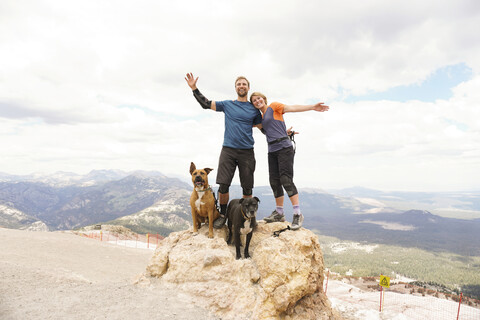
[185, 72, 216, 110]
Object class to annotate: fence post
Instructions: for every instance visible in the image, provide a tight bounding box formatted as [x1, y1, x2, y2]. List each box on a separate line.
[324, 270, 330, 295]
[147, 233, 150, 248]
[100, 231, 103, 242]
[379, 285, 383, 312]
[456, 292, 463, 320]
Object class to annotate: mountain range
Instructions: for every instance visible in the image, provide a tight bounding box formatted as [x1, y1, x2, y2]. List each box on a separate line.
[1, 170, 479, 256]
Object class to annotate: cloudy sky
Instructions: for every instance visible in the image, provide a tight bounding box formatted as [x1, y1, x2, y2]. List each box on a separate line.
[1, 0, 479, 192]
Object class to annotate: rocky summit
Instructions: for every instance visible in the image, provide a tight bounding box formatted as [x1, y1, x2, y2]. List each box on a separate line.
[146, 221, 339, 320]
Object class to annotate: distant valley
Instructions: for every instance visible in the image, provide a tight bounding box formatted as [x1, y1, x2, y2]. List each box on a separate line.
[1, 170, 479, 256]
[0, 170, 191, 232]
[330, 186, 480, 220]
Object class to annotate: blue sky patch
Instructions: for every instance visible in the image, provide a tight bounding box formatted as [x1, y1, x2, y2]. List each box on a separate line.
[442, 118, 469, 132]
[345, 63, 473, 103]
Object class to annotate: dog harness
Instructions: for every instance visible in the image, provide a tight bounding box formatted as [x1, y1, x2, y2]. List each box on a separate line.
[195, 186, 218, 213]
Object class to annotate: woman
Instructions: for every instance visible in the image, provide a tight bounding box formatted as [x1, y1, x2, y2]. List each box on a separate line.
[250, 92, 329, 230]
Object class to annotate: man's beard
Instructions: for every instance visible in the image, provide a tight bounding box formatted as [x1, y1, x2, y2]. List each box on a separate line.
[237, 90, 248, 98]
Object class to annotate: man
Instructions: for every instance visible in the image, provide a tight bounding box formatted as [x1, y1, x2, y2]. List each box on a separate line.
[185, 73, 262, 228]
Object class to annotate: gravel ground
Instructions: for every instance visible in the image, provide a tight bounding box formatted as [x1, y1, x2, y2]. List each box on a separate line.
[0, 227, 218, 320]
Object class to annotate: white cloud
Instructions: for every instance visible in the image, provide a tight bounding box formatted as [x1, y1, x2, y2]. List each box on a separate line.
[1, 0, 479, 191]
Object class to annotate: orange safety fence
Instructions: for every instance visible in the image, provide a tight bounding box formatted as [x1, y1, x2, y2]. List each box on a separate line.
[80, 230, 163, 249]
[323, 271, 480, 320]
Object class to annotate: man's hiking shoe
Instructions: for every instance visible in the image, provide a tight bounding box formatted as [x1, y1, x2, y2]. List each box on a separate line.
[213, 215, 227, 229]
[263, 211, 285, 223]
[291, 214, 304, 230]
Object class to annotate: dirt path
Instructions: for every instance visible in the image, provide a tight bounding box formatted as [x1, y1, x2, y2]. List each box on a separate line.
[0, 228, 218, 320]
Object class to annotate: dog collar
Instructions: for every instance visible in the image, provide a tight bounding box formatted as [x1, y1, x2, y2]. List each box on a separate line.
[196, 185, 212, 192]
[241, 207, 250, 220]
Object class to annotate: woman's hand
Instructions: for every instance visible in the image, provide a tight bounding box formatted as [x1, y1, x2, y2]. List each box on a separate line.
[312, 102, 329, 112]
[287, 126, 299, 136]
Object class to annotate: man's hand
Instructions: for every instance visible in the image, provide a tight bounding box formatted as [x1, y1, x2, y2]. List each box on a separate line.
[313, 102, 329, 112]
[185, 72, 198, 90]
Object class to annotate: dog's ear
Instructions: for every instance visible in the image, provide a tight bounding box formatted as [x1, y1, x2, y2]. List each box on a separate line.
[239, 198, 244, 204]
[254, 196, 260, 203]
[190, 162, 196, 175]
[204, 168, 214, 175]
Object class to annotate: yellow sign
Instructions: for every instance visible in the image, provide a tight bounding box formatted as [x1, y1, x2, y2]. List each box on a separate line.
[380, 275, 390, 288]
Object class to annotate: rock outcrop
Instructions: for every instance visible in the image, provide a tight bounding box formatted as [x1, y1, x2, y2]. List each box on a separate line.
[146, 221, 339, 320]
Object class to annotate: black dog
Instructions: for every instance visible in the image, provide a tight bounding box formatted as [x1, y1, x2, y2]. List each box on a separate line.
[226, 197, 260, 260]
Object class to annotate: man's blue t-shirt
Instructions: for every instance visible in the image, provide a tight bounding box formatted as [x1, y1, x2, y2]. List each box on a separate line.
[215, 100, 262, 149]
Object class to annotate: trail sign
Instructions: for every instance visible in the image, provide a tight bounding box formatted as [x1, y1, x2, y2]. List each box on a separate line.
[380, 275, 390, 288]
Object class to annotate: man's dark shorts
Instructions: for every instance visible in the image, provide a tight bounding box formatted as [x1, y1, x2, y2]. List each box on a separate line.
[216, 146, 256, 189]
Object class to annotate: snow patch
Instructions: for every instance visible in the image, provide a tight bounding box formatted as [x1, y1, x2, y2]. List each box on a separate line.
[354, 197, 386, 207]
[360, 220, 416, 231]
[330, 242, 379, 254]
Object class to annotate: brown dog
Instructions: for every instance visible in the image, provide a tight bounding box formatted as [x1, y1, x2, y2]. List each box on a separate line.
[189, 162, 220, 238]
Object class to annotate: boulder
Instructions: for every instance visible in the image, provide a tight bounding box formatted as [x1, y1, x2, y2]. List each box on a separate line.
[146, 221, 340, 320]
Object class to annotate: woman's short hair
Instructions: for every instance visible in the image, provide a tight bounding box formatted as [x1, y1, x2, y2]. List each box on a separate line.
[249, 92, 268, 105]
